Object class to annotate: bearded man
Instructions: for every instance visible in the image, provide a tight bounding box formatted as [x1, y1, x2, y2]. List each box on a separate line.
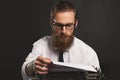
[21, 1, 102, 80]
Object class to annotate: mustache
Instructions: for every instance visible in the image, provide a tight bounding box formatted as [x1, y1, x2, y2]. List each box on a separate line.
[60, 34, 68, 37]
[57, 34, 70, 37]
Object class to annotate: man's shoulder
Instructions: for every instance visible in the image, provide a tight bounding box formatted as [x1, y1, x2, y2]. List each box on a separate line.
[73, 37, 95, 52]
[72, 37, 97, 58]
[33, 35, 51, 46]
[74, 37, 88, 47]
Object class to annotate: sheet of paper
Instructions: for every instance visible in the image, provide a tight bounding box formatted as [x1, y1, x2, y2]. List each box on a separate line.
[49, 61, 97, 72]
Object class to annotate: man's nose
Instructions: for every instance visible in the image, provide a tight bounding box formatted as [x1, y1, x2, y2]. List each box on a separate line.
[61, 26, 66, 34]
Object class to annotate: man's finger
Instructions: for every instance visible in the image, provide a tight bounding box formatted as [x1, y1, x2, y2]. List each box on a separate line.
[37, 56, 52, 64]
[34, 60, 45, 67]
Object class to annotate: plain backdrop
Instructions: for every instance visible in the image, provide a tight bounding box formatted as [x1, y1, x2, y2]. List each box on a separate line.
[0, 0, 120, 80]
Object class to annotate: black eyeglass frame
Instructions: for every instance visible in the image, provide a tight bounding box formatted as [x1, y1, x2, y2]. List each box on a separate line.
[52, 20, 76, 30]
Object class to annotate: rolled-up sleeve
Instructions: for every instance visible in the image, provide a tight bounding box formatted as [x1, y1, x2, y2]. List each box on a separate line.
[21, 40, 43, 80]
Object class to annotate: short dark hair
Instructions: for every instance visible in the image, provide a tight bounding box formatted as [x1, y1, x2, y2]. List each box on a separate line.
[50, 0, 77, 20]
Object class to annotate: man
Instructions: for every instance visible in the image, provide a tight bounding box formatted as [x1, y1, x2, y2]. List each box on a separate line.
[21, 1, 103, 80]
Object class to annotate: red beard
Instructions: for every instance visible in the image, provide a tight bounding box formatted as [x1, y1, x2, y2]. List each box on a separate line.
[52, 33, 74, 50]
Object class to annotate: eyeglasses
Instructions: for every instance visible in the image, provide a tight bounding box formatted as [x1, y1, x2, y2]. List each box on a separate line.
[52, 22, 75, 30]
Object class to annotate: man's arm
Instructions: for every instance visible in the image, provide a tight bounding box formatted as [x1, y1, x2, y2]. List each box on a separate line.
[22, 56, 52, 80]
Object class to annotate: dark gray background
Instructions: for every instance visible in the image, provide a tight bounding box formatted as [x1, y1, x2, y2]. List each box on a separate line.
[0, 0, 120, 80]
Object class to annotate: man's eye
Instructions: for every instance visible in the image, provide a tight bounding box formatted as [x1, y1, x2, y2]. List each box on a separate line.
[66, 24, 73, 27]
[56, 23, 63, 27]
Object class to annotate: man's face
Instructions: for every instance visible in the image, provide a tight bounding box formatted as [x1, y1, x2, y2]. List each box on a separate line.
[52, 11, 77, 50]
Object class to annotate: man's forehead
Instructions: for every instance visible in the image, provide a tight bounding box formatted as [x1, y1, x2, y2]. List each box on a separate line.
[55, 11, 75, 17]
[54, 11, 75, 23]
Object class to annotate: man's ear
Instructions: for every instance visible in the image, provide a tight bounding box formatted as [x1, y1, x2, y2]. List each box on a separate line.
[49, 18, 52, 27]
[75, 19, 78, 28]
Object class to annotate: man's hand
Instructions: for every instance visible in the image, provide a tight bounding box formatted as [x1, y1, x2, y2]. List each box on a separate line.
[84, 68, 105, 80]
[34, 56, 52, 75]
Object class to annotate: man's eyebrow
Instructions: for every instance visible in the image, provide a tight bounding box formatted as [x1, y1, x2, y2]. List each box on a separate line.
[55, 22, 74, 24]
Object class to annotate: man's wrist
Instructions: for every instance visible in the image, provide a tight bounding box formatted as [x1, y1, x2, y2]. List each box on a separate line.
[25, 60, 38, 77]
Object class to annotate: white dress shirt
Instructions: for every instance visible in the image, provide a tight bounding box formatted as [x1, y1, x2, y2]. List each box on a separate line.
[21, 35, 100, 80]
